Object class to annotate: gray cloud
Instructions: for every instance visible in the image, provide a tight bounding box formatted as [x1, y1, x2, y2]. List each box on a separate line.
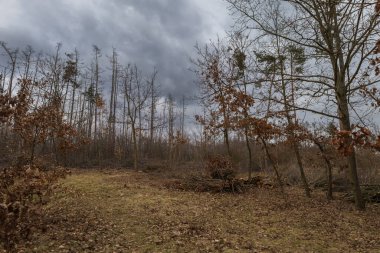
[0, 0, 231, 99]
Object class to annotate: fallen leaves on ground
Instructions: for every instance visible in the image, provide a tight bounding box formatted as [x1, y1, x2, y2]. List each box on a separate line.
[8, 169, 380, 253]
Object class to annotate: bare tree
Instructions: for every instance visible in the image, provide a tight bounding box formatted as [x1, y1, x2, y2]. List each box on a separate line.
[0, 42, 19, 98]
[124, 65, 150, 170]
[93, 45, 101, 138]
[149, 68, 159, 156]
[63, 50, 80, 125]
[227, 0, 380, 210]
[167, 94, 175, 166]
[255, 37, 311, 196]
[108, 48, 119, 156]
[21, 45, 34, 80]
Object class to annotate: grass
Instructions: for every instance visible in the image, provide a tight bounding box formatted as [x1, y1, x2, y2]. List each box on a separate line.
[14, 169, 380, 253]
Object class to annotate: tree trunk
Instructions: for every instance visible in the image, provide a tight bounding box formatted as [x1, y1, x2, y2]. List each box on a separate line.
[336, 85, 365, 210]
[245, 128, 253, 180]
[131, 121, 138, 171]
[292, 142, 311, 197]
[260, 137, 284, 195]
[277, 51, 311, 198]
[109, 50, 117, 157]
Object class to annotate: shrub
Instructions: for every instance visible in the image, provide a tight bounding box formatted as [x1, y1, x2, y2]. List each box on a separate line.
[0, 164, 68, 251]
[205, 155, 237, 182]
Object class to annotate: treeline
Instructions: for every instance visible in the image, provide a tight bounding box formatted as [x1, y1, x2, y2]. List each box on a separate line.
[0, 42, 195, 170]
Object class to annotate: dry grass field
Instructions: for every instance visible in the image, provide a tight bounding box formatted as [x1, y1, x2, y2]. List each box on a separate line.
[12, 169, 380, 253]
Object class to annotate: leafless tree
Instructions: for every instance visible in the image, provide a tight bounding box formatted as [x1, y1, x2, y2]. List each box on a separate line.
[0, 42, 19, 98]
[124, 65, 151, 170]
[227, 0, 380, 210]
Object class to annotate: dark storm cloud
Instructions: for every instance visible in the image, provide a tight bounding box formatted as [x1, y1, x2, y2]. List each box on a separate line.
[0, 0, 230, 99]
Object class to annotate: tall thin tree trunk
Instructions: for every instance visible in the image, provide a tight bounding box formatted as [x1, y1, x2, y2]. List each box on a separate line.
[69, 50, 79, 125]
[275, 35, 311, 197]
[168, 95, 174, 167]
[330, 2, 364, 210]
[337, 84, 365, 209]
[260, 137, 284, 195]
[109, 49, 117, 156]
[314, 141, 333, 200]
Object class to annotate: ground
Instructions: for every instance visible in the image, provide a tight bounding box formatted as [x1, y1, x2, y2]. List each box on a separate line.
[13, 169, 380, 252]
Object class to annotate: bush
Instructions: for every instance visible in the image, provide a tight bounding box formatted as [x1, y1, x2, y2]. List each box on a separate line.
[205, 155, 237, 182]
[0, 164, 68, 251]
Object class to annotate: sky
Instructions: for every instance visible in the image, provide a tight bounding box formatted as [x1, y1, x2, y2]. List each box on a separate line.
[1, 1, 379, 130]
[0, 0, 232, 100]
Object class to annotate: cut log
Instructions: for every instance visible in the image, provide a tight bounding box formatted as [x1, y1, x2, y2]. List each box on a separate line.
[344, 185, 380, 203]
[313, 176, 351, 192]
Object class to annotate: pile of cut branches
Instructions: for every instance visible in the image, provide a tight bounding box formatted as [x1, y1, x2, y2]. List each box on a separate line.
[164, 155, 277, 193]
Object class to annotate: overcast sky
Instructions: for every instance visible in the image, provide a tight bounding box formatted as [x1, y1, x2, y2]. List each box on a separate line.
[0, 0, 232, 100]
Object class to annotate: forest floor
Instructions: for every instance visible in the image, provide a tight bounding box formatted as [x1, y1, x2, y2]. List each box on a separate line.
[18, 169, 380, 253]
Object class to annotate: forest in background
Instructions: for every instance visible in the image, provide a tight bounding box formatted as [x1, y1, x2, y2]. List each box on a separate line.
[1, 0, 380, 251]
